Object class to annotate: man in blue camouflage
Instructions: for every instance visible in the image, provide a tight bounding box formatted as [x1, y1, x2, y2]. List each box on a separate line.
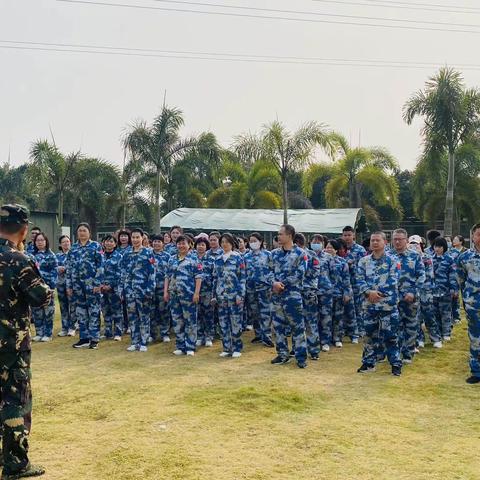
[456, 223, 480, 384]
[356, 231, 402, 376]
[270, 224, 308, 369]
[391, 229, 425, 364]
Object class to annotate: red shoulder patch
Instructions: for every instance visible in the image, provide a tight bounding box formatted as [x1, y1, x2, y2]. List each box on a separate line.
[240, 263, 245, 269]
[397, 262, 401, 270]
[149, 257, 156, 265]
[303, 255, 308, 261]
[313, 258, 319, 266]
[197, 263, 203, 270]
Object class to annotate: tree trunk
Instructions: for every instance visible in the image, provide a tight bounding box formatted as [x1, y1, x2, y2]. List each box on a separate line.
[57, 190, 64, 228]
[154, 167, 161, 233]
[282, 173, 288, 224]
[444, 150, 455, 236]
[348, 180, 356, 208]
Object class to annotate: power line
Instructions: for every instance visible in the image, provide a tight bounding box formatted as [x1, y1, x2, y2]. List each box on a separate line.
[56, 0, 480, 35]
[312, 0, 480, 15]
[366, 0, 480, 12]
[2, 40, 480, 70]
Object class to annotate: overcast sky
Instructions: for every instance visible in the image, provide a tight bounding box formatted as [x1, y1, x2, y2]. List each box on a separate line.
[1, 0, 480, 171]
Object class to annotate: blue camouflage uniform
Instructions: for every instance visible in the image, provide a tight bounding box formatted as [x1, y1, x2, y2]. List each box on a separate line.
[152, 250, 171, 341]
[164, 243, 177, 256]
[390, 248, 425, 361]
[213, 252, 247, 354]
[301, 248, 321, 357]
[448, 247, 466, 322]
[31, 250, 58, 338]
[196, 252, 215, 345]
[417, 252, 438, 343]
[356, 252, 402, 368]
[330, 256, 353, 343]
[206, 247, 224, 334]
[166, 253, 203, 353]
[245, 249, 274, 345]
[432, 253, 458, 339]
[456, 246, 480, 378]
[344, 242, 366, 335]
[316, 251, 338, 345]
[66, 240, 104, 342]
[56, 251, 76, 333]
[101, 249, 123, 338]
[271, 246, 307, 363]
[117, 245, 132, 333]
[120, 247, 156, 347]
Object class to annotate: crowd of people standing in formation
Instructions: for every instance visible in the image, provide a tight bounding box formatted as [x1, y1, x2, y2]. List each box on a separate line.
[25, 221, 480, 383]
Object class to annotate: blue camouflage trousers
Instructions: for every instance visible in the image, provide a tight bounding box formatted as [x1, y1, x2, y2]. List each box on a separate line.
[464, 303, 480, 378]
[197, 291, 215, 343]
[101, 290, 123, 338]
[398, 300, 419, 361]
[246, 288, 272, 343]
[419, 293, 439, 343]
[362, 309, 402, 368]
[73, 283, 101, 341]
[272, 290, 307, 363]
[218, 298, 243, 354]
[332, 297, 345, 343]
[151, 288, 170, 340]
[302, 291, 320, 356]
[31, 296, 55, 338]
[57, 283, 76, 332]
[126, 295, 151, 347]
[433, 295, 453, 338]
[170, 293, 198, 352]
[318, 294, 334, 345]
[452, 296, 461, 322]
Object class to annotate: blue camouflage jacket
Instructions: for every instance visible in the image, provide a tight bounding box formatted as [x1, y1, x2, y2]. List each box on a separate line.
[56, 251, 69, 287]
[212, 252, 247, 301]
[432, 253, 458, 297]
[153, 250, 170, 292]
[302, 248, 321, 294]
[197, 252, 215, 295]
[102, 249, 122, 291]
[315, 250, 334, 295]
[164, 243, 177, 256]
[456, 246, 480, 307]
[33, 250, 58, 289]
[166, 253, 203, 297]
[244, 249, 274, 292]
[271, 246, 307, 292]
[356, 252, 399, 311]
[331, 256, 353, 299]
[66, 240, 104, 290]
[390, 248, 425, 299]
[117, 245, 132, 258]
[120, 247, 156, 299]
[345, 242, 366, 290]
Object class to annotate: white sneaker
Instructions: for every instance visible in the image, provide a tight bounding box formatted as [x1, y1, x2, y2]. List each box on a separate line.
[351, 337, 359, 344]
[232, 352, 242, 358]
[417, 341, 425, 348]
[335, 341, 343, 348]
[321, 344, 330, 352]
[219, 351, 231, 357]
[40, 336, 52, 342]
[100, 335, 106, 340]
[32, 335, 42, 342]
[402, 358, 413, 364]
[196, 339, 203, 347]
[139, 346, 148, 352]
[173, 349, 184, 356]
[114, 335, 122, 341]
[126, 345, 137, 352]
[57, 330, 68, 337]
[205, 340, 213, 347]
[443, 336, 451, 341]
[67, 329, 76, 337]
[186, 350, 195, 356]
[414, 347, 420, 353]
[246, 325, 254, 331]
[147, 337, 153, 344]
[433, 341, 443, 349]
[162, 336, 171, 343]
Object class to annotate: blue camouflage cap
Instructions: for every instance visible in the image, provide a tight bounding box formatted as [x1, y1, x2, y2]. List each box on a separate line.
[0, 204, 31, 225]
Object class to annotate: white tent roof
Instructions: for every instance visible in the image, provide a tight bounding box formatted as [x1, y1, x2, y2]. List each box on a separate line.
[161, 208, 363, 234]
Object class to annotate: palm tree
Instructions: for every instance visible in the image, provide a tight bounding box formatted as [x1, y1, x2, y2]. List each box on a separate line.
[123, 106, 197, 232]
[207, 160, 282, 209]
[234, 120, 333, 223]
[403, 67, 480, 236]
[28, 140, 80, 227]
[302, 133, 400, 225]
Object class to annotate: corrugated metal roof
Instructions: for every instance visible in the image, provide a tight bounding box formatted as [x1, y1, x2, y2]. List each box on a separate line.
[161, 208, 363, 234]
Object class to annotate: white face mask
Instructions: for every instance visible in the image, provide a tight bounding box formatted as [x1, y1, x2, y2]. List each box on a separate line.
[249, 241, 261, 251]
[311, 243, 323, 252]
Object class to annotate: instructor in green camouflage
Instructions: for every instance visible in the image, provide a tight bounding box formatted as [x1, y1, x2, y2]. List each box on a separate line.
[0, 204, 52, 480]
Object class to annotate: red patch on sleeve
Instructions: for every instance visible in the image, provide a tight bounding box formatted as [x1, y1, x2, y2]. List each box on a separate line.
[240, 263, 245, 269]
[99, 250, 104, 255]
[197, 263, 203, 270]
[303, 255, 308, 261]
[149, 258, 156, 265]
[397, 262, 401, 270]
[313, 258, 319, 266]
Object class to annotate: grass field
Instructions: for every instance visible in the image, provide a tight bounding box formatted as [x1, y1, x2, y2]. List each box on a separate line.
[30, 315, 479, 480]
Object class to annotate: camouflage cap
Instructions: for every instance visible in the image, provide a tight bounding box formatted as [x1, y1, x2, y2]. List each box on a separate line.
[0, 204, 31, 225]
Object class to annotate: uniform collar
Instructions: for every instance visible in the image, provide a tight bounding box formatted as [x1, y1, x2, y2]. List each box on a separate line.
[0, 238, 17, 249]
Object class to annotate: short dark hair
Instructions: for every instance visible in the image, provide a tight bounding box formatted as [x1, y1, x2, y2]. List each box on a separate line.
[170, 225, 183, 234]
[327, 239, 340, 252]
[433, 237, 448, 253]
[102, 234, 117, 244]
[342, 226, 355, 233]
[0, 223, 26, 235]
[311, 234, 325, 244]
[34, 232, 50, 252]
[59, 235, 70, 244]
[294, 232, 306, 247]
[130, 228, 144, 236]
[281, 224, 295, 239]
[336, 237, 347, 250]
[31, 226, 41, 233]
[151, 234, 163, 242]
[209, 231, 221, 239]
[249, 232, 264, 248]
[220, 233, 237, 249]
[176, 235, 189, 245]
[76, 222, 91, 233]
[427, 230, 441, 242]
[194, 237, 210, 250]
[454, 234, 465, 245]
[118, 230, 132, 245]
[273, 235, 279, 242]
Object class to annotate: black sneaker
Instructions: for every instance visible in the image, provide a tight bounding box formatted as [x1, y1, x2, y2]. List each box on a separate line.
[310, 355, 319, 361]
[466, 375, 480, 384]
[289, 349, 295, 357]
[89, 340, 99, 350]
[251, 337, 262, 344]
[297, 361, 307, 369]
[271, 355, 291, 365]
[392, 365, 402, 376]
[72, 338, 90, 349]
[357, 364, 376, 373]
[262, 339, 275, 348]
[2, 463, 46, 479]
